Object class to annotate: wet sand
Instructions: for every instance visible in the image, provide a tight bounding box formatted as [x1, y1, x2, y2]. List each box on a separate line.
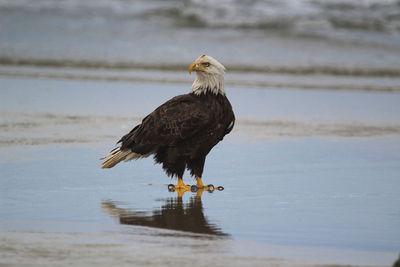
[0, 223, 394, 267]
[1, 75, 400, 266]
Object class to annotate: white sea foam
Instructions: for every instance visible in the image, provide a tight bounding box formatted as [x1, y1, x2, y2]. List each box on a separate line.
[1, 0, 400, 87]
[0, 0, 399, 32]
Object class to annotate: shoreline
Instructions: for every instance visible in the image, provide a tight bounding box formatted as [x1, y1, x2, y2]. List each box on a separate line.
[1, 65, 400, 93]
[1, 110, 400, 149]
[0, 219, 396, 267]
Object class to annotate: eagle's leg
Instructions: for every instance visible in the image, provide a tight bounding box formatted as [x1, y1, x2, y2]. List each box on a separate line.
[196, 176, 214, 190]
[173, 177, 191, 197]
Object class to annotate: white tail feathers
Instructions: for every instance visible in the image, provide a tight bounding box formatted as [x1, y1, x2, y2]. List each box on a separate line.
[101, 147, 141, 168]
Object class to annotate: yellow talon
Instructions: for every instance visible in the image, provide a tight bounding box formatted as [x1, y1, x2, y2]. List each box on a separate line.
[196, 176, 215, 190]
[168, 177, 222, 196]
[175, 177, 191, 189]
[196, 176, 206, 188]
[173, 177, 191, 197]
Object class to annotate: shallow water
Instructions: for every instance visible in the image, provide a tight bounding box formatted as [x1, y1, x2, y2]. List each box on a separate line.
[1, 76, 400, 266]
[1, 139, 400, 251]
[1, 139, 399, 265]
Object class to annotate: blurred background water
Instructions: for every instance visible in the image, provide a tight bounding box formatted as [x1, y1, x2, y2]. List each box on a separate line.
[1, 0, 400, 72]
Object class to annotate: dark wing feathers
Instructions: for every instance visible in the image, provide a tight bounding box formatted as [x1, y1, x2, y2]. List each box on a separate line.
[119, 94, 211, 154]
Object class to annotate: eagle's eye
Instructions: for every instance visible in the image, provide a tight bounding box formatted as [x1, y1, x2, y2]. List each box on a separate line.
[202, 62, 210, 67]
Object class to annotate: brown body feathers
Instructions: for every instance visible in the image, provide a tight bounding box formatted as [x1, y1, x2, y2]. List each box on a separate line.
[102, 92, 235, 179]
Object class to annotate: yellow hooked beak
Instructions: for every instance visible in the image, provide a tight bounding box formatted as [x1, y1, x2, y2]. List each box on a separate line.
[189, 62, 206, 74]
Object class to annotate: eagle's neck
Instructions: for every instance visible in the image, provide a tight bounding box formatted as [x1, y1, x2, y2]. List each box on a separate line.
[191, 72, 225, 96]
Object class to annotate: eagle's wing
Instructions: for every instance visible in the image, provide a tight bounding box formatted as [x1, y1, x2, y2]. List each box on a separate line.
[119, 94, 212, 154]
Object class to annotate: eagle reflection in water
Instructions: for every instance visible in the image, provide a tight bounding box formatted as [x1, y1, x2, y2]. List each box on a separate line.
[102, 190, 228, 237]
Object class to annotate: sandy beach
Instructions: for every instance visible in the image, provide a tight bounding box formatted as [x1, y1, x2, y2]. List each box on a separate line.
[1, 74, 400, 266]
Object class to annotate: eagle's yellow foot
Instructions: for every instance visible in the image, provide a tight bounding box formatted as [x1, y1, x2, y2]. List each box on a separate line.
[196, 176, 211, 190]
[168, 178, 191, 197]
[195, 177, 215, 191]
[194, 177, 224, 192]
[175, 177, 191, 190]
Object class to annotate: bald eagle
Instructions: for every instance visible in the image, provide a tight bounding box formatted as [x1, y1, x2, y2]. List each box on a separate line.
[101, 55, 235, 191]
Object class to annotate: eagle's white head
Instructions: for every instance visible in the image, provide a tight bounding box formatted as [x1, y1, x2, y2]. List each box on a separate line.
[189, 55, 226, 95]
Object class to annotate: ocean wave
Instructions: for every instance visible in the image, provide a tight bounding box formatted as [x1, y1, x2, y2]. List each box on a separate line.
[1, 0, 399, 33]
[2, 69, 400, 93]
[2, 56, 400, 78]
